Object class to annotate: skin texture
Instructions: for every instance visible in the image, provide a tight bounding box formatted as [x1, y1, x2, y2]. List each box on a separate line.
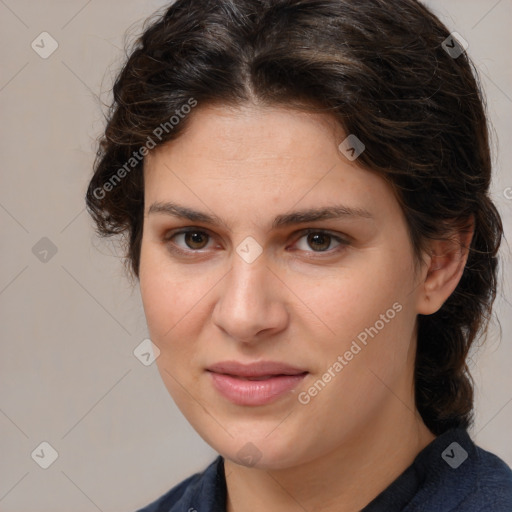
[139, 104, 472, 512]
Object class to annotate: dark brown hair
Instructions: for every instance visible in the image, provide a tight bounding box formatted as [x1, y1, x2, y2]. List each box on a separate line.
[85, 0, 503, 435]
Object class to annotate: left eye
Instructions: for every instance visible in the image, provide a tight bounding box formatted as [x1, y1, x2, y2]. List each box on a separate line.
[294, 231, 345, 252]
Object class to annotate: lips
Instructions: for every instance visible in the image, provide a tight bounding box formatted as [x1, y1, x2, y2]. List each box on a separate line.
[206, 361, 308, 406]
[235, 375, 282, 381]
[206, 360, 308, 378]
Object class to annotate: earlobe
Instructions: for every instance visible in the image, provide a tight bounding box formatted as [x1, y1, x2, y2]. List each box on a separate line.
[416, 217, 474, 315]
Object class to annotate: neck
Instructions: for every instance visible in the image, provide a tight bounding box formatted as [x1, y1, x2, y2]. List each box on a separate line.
[224, 392, 435, 512]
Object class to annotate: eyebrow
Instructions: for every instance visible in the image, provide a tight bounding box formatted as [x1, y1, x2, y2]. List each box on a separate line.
[147, 201, 374, 230]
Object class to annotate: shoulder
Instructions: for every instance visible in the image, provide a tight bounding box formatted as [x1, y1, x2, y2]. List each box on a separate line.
[134, 456, 225, 512]
[466, 442, 512, 511]
[411, 428, 512, 512]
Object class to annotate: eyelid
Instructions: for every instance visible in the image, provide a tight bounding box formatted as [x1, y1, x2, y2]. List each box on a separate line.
[163, 227, 214, 243]
[294, 228, 351, 245]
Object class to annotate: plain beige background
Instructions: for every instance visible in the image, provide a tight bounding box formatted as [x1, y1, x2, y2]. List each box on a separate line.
[1, 0, 511, 510]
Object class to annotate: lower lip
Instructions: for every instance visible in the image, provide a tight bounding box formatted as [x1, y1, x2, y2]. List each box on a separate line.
[208, 371, 308, 406]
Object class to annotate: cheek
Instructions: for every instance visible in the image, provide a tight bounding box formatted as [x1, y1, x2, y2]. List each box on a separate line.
[139, 255, 205, 406]
[140, 271, 176, 341]
[139, 247, 190, 351]
[297, 255, 418, 412]
[297, 293, 415, 436]
[138, 244, 219, 369]
[299, 254, 412, 340]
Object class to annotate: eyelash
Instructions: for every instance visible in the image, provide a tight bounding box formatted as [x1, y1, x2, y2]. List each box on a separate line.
[163, 228, 350, 258]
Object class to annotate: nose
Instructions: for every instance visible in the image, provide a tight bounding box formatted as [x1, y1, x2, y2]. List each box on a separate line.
[211, 247, 289, 345]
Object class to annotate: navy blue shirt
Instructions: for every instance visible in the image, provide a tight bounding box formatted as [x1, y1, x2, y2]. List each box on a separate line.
[136, 428, 512, 511]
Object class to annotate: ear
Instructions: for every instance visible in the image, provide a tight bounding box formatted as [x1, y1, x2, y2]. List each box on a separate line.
[416, 216, 474, 315]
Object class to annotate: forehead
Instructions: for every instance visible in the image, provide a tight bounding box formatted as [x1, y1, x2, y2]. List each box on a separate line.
[143, 104, 401, 229]
[147, 104, 343, 170]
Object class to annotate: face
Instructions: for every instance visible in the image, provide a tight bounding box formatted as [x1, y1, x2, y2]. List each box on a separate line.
[139, 104, 425, 470]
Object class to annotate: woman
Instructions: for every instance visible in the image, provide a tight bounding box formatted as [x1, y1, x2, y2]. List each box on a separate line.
[86, 0, 512, 510]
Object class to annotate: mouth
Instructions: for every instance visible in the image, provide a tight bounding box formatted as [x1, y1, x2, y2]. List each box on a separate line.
[206, 361, 309, 406]
[223, 373, 302, 380]
[227, 374, 306, 381]
[206, 360, 308, 378]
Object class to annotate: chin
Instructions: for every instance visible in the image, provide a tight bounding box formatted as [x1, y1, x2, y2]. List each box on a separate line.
[203, 427, 311, 471]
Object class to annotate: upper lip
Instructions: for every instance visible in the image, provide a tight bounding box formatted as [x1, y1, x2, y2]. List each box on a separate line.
[206, 361, 308, 378]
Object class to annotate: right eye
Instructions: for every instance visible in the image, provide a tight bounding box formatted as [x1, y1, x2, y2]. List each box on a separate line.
[164, 229, 214, 253]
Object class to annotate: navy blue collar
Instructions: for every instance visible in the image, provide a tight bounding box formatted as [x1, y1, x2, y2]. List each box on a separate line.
[362, 427, 475, 510]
